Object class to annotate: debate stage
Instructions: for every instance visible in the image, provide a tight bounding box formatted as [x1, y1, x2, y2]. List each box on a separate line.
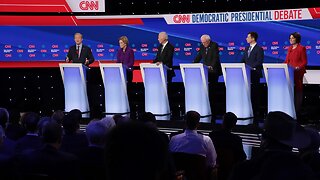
[0, 61, 319, 123]
[1, 61, 320, 159]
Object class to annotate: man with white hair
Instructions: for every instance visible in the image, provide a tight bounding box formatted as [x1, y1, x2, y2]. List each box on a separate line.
[194, 34, 222, 78]
[154, 32, 175, 83]
[193, 34, 222, 122]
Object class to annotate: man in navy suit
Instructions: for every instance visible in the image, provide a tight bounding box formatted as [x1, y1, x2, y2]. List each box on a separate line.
[66, 33, 95, 66]
[17, 122, 80, 179]
[242, 32, 264, 123]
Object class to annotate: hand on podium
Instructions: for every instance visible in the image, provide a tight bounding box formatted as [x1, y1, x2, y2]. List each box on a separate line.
[66, 57, 70, 63]
[156, 62, 162, 66]
[85, 58, 89, 65]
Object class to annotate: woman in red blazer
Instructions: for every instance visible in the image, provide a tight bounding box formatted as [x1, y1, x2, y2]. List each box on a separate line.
[284, 32, 307, 114]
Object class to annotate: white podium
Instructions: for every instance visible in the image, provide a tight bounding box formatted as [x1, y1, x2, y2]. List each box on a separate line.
[140, 63, 170, 120]
[180, 63, 211, 123]
[59, 63, 90, 118]
[221, 63, 253, 125]
[99, 63, 130, 117]
[263, 63, 296, 119]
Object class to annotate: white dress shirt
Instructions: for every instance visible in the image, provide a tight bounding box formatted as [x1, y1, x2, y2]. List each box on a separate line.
[169, 129, 217, 168]
[161, 41, 168, 53]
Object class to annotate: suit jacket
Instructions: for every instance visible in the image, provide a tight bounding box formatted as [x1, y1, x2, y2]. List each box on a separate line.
[153, 42, 176, 77]
[284, 44, 307, 73]
[15, 135, 43, 154]
[209, 130, 246, 163]
[79, 146, 106, 180]
[60, 132, 88, 156]
[0, 137, 16, 156]
[0, 154, 14, 179]
[66, 44, 95, 65]
[193, 41, 222, 76]
[17, 144, 80, 179]
[242, 44, 264, 76]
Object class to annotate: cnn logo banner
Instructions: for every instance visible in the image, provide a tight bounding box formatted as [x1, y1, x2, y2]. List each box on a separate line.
[66, 0, 105, 12]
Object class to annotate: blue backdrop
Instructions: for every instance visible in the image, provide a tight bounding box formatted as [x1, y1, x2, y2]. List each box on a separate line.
[1, 18, 320, 66]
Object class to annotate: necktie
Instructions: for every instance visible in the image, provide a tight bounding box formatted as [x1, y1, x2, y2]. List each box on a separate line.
[77, 45, 80, 58]
[248, 46, 252, 57]
[205, 47, 209, 55]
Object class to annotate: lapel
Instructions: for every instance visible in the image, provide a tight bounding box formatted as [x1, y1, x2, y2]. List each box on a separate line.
[159, 44, 165, 59]
[79, 46, 84, 59]
[161, 44, 167, 55]
[203, 44, 211, 60]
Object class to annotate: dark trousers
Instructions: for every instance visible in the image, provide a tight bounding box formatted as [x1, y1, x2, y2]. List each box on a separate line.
[293, 70, 305, 115]
[251, 69, 261, 122]
[208, 71, 219, 122]
[126, 69, 133, 84]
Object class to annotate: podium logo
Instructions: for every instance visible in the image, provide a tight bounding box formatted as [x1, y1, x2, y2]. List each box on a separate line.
[79, 1, 99, 10]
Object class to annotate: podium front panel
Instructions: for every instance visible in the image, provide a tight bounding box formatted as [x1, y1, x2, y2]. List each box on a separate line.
[221, 63, 253, 125]
[101, 64, 130, 116]
[141, 64, 170, 120]
[60, 64, 89, 118]
[266, 66, 296, 118]
[181, 64, 211, 123]
[268, 68, 296, 118]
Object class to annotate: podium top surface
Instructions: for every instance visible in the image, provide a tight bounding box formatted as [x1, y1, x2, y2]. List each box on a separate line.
[263, 63, 289, 69]
[140, 63, 168, 69]
[59, 63, 86, 68]
[99, 62, 123, 68]
[180, 63, 206, 68]
[221, 63, 247, 68]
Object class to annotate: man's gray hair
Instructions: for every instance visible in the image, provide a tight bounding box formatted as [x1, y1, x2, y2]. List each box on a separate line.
[74, 33, 83, 38]
[159, 32, 168, 40]
[201, 34, 211, 41]
[86, 120, 109, 146]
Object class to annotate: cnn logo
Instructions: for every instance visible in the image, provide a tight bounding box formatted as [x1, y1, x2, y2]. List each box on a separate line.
[173, 15, 190, 23]
[79, 1, 99, 10]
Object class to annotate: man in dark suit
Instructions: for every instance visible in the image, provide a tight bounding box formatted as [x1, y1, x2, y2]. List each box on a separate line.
[193, 34, 222, 121]
[16, 122, 80, 179]
[66, 33, 95, 66]
[60, 109, 88, 156]
[15, 112, 42, 154]
[79, 120, 108, 180]
[241, 32, 264, 122]
[66, 33, 95, 115]
[209, 112, 246, 180]
[153, 32, 175, 83]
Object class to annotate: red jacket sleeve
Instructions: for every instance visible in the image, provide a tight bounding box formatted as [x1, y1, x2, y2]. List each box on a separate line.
[284, 46, 291, 64]
[299, 46, 307, 69]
